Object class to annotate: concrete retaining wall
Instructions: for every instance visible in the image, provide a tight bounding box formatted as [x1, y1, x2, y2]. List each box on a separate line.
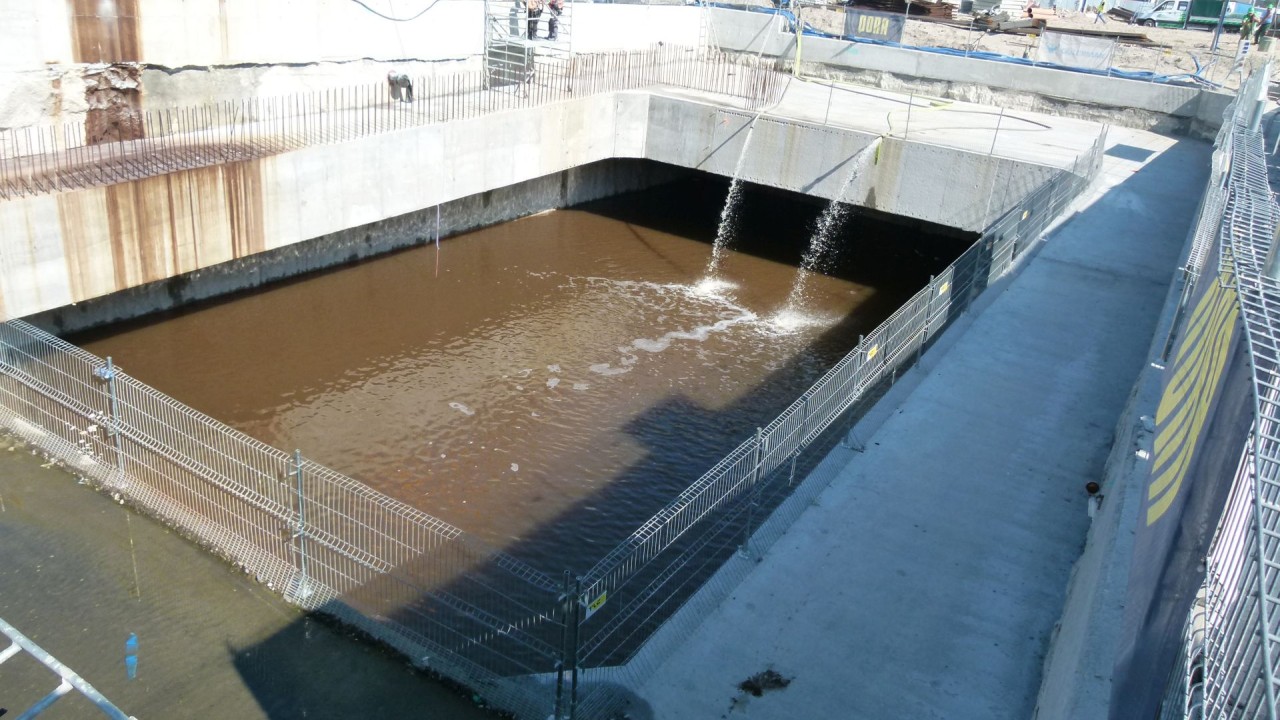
[708, 7, 1232, 137]
[27, 157, 681, 334]
[1, 90, 648, 322]
[3, 89, 1058, 327]
[644, 95, 1058, 231]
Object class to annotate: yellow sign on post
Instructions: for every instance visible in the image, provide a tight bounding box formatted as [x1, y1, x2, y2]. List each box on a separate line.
[584, 591, 608, 619]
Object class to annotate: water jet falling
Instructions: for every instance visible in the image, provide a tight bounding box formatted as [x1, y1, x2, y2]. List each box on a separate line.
[704, 119, 759, 281]
[782, 139, 882, 313]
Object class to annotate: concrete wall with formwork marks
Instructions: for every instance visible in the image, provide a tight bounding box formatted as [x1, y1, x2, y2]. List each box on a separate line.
[3, 88, 1062, 328]
[642, 96, 1058, 232]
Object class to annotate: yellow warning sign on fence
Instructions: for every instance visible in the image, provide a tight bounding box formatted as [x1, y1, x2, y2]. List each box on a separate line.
[584, 592, 607, 619]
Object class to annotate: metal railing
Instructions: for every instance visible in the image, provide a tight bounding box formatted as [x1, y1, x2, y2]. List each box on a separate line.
[1158, 64, 1280, 720]
[0, 616, 136, 719]
[0, 79, 1107, 720]
[0, 45, 782, 201]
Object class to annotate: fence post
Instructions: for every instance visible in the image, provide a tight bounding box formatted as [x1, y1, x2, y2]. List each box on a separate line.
[904, 91, 914, 139]
[293, 449, 313, 602]
[918, 274, 935, 365]
[554, 570, 571, 719]
[789, 395, 810, 487]
[569, 576, 582, 720]
[95, 356, 126, 483]
[740, 427, 764, 560]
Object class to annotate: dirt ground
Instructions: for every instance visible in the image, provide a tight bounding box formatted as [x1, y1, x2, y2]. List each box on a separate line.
[792, 2, 1264, 89]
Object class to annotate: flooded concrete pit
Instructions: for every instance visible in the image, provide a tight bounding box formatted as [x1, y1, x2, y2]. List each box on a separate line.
[71, 174, 974, 573]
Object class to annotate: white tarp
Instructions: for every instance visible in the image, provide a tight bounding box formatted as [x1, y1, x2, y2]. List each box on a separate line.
[1035, 30, 1117, 70]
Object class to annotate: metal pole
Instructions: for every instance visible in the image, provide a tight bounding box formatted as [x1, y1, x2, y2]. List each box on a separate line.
[741, 427, 764, 559]
[904, 91, 914, 138]
[554, 570, 571, 719]
[294, 449, 312, 601]
[569, 576, 582, 720]
[988, 106, 1005, 156]
[1250, 61, 1272, 133]
[0, 617, 133, 720]
[793, 2, 803, 77]
[98, 357, 127, 482]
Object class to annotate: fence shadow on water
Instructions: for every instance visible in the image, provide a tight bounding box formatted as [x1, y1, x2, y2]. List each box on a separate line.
[0, 101, 1107, 720]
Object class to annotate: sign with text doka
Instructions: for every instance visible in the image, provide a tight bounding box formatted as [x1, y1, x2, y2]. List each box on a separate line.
[844, 9, 905, 42]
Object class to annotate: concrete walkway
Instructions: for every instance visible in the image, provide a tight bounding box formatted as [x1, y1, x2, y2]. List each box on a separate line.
[634, 126, 1210, 718]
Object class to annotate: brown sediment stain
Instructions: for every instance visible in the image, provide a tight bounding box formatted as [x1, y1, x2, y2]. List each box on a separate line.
[103, 177, 170, 290]
[56, 190, 114, 303]
[68, 0, 140, 64]
[91, 162, 262, 297]
[103, 183, 135, 291]
[222, 160, 266, 259]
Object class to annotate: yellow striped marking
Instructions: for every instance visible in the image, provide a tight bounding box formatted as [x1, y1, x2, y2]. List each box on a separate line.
[1147, 273, 1238, 526]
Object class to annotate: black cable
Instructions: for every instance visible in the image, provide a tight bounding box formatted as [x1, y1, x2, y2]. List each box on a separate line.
[347, 0, 441, 22]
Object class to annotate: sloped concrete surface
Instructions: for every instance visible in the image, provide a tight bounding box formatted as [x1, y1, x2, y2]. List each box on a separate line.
[635, 127, 1210, 718]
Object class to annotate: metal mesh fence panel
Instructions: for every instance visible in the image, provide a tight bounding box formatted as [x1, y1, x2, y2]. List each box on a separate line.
[1159, 65, 1280, 720]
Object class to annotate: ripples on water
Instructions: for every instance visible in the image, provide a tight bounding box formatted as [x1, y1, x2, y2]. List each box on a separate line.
[77, 178, 970, 570]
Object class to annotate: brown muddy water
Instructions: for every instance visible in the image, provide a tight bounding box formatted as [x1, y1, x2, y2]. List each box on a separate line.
[74, 176, 972, 573]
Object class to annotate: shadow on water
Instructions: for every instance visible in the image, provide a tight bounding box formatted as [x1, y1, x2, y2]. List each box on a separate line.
[229, 174, 976, 717]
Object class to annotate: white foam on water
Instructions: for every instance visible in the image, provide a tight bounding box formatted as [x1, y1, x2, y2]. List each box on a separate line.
[547, 364, 561, 373]
[630, 311, 758, 354]
[448, 402, 475, 416]
[765, 308, 836, 335]
[691, 277, 738, 298]
[589, 363, 631, 376]
[546, 377, 560, 389]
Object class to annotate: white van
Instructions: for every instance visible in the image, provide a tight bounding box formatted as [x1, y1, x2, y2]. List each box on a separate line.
[1134, 0, 1190, 25]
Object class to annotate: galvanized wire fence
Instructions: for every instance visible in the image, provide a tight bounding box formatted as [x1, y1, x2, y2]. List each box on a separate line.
[0, 91, 1106, 720]
[0, 45, 782, 201]
[1157, 64, 1280, 720]
[566, 125, 1108, 718]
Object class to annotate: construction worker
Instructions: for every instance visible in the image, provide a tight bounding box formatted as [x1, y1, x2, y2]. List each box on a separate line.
[527, 0, 544, 40]
[1242, 9, 1258, 43]
[1257, 4, 1274, 43]
[548, 0, 564, 41]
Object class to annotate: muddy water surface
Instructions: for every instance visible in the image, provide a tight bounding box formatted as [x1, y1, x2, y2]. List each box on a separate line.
[77, 178, 968, 571]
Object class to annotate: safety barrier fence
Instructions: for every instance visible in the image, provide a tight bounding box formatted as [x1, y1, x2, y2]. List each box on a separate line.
[0, 111, 1106, 720]
[1157, 65, 1280, 720]
[0, 45, 782, 201]
[721, 0, 1244, 89]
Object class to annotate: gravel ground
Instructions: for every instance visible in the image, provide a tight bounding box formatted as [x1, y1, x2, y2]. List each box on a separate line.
[766, 1, 1269, 89]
